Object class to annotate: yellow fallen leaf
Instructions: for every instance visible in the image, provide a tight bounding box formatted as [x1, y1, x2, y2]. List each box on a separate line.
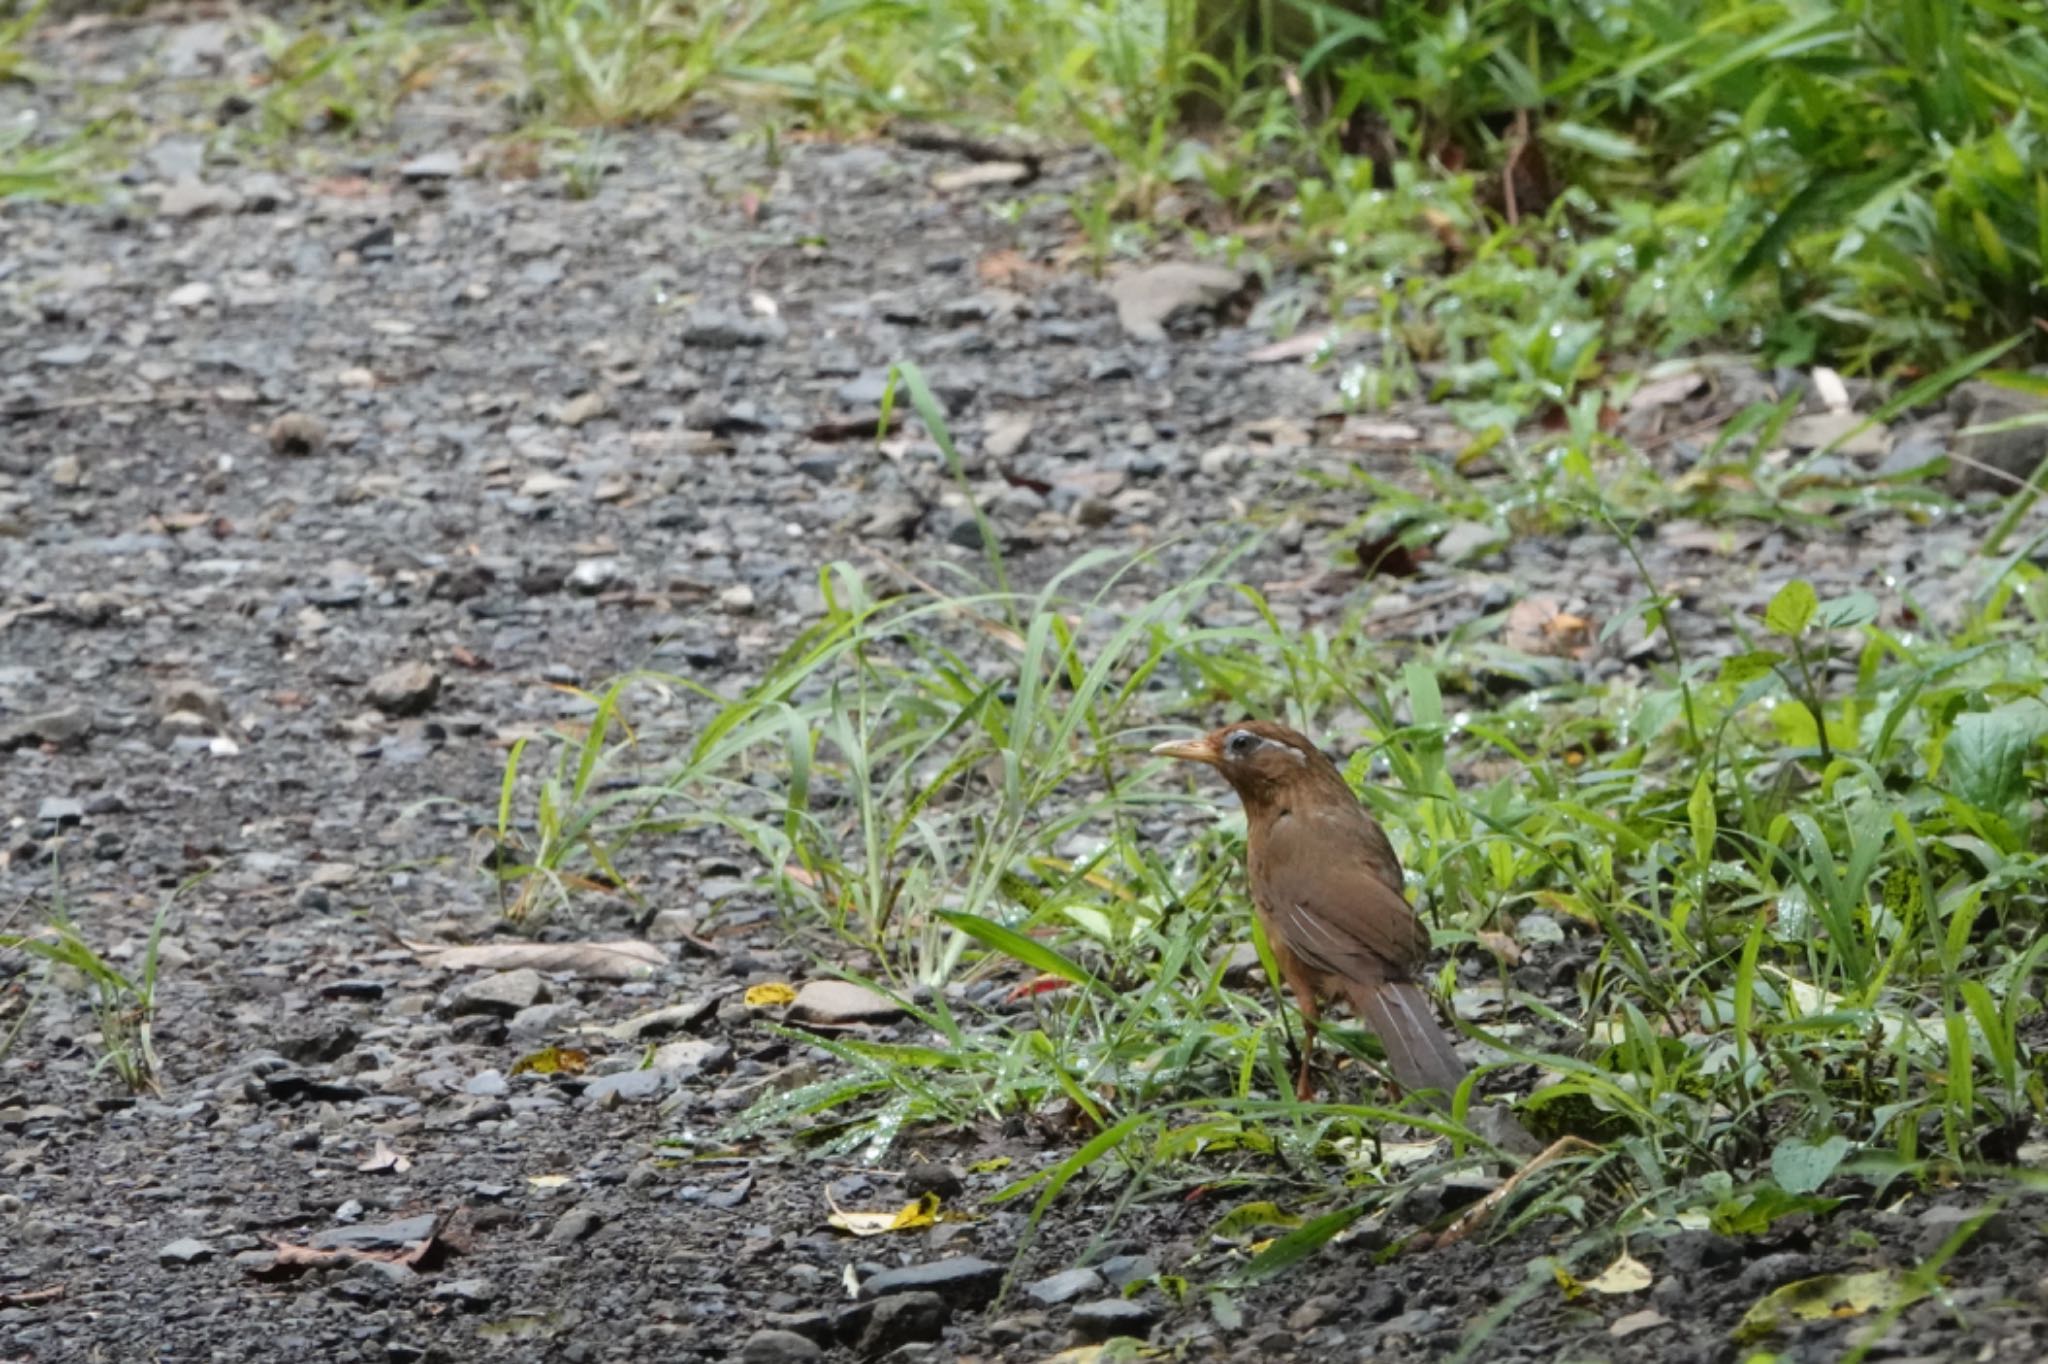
[968, 1156, 1012, 1174]
[826, 1190, 941, 1237]
[1583, 1251, 1653, 1295]
[744, 982, 798, 1008]
[1733, 1269, 1914, 1343]
[510, 1046, 589, 1077]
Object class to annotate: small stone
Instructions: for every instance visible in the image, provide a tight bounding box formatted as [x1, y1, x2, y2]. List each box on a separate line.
[0, 708, 93, 750]
[859, 1257, 1001, 1306]
[901, 1160, 964, 1202]
[567, 558, 625, 595]
[507, 1003, 575, 1043]
[1068, 1298, 1161, 1343]
[739, 1329, 822, 1364]
[159, 1237, 215, 1266]
[48, 454, 84, 488]
[1025, 1267, 1102, 1307]
[444, 969, 547, 1019]
[367, 662, 441, 717]
[36, 797, 86, 827]
[1107, 263, 1244, 342]
[267, 412, 327, 457]
[158, 680, 229, 726]
[400, 150, 463, 180]
[645, 910, 699, 943]
[983, 412, 1033, 460]
[167, 281, 214, 310]
[1433, 520, 1506, 564]
[158, 178, 241, 219]
[682, 310, 787, 349]
[858, 1291, 949, 1357]
[719, 584, 757, 615]
[555, 391, 608, 427]
[649, 1038, 732, 1077]
[1096, 1254, 1158, 1290]
[430, 1278, 497, 1311]
[1948, 378, 2048, 494]
[583, 1069, 672, 1105]
[788, 980, 906, 1026]
[547, 1206, 603, 1244]
[1610, 1309, 1669, 1338]
[465, 1070, 509, 1097]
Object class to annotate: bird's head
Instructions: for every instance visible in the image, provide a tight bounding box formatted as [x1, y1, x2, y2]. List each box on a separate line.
[1150, 720, 1344, 808]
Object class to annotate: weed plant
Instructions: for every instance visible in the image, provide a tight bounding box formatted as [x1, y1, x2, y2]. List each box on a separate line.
[486, 370, 2048, 1283]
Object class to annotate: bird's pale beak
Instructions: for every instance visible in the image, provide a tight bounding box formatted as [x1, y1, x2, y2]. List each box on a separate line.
[1150, 736, 1220, 766]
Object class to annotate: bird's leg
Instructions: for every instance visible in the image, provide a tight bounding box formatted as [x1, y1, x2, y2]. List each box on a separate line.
[1276, 953, 1324, 1102]
[1295, 1013, 1320, 1102]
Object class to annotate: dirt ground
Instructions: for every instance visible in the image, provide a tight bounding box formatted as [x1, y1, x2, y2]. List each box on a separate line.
[4, 11, 2046, 1364]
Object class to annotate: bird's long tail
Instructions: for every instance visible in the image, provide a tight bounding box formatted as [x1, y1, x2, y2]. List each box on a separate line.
[1348, 978, 1541, 1155]
[1348, 978, 1470, 1101]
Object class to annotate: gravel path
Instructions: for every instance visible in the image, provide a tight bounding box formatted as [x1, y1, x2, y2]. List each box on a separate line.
[4, 12, 2046, 1364]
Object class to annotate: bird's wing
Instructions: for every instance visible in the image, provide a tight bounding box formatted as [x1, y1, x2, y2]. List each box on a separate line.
[1252, 805, 1430, 983]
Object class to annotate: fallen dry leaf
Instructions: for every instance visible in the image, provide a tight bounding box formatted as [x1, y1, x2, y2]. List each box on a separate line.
[1504, 596, 1595, 659]
[1582, 1251, 1653, 1295]
[1733, 1269, 1914, 1343]
[932, 161, 1033, 192]
[400, 938, 666, 981]
[509, 1046, 589, 1077]
[1245, 329, 1334, 365]
[357, 1140, 412, 1174]
[826, 1190, 942, 1237]
[1610, 1308, 1670, 1337]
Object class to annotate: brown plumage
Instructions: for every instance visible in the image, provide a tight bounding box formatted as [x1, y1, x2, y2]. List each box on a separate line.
[1155, 720, 1533, 1148]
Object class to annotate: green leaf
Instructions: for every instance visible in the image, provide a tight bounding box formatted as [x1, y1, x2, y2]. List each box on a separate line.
[1719, 650, 1785, 684]
[1547, 121, 1641, 161]
[935, 910, 1111, 996]
[1688, 771, 1716, 867]
[1765, 581, 1817, 638]
[1771, 1134, 1851, 1194]
[1814, 592, 1878, 630]
[1942, 704, 2048, 811]
[1230, 1201, 1371, 1284]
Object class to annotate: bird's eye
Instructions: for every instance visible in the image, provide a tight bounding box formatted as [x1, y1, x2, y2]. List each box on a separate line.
[1225, 730, 1257, 757]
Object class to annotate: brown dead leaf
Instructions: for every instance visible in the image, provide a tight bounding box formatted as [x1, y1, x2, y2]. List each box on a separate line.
[976, 250, 1050, 290]
[1504, 597, 1595, 659]
[1476, 931, 1522, 966]
[400, 938, 666, 981]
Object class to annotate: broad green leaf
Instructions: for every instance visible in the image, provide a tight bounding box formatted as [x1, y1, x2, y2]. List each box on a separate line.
[1771, 1134, 1851, 1194]
[1815, 592, 1878, 630]
[1942, 704, 2048, 811]
[1765, 581, 1817, 638]
[1719, 650, 1785, 684]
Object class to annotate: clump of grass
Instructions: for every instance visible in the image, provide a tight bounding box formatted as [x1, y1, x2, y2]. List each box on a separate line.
[495, 380, 2045, 1282]
[1, 870, 177, 1093]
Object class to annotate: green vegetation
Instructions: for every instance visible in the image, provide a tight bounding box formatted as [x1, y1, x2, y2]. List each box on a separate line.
[485, 374, 2048, 1302]
[14, 0, 2044, 383]
[1, 872, 176, 1093]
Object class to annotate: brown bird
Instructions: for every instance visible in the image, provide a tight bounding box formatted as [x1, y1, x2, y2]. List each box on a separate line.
[1154, 720, 1534, 1148]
